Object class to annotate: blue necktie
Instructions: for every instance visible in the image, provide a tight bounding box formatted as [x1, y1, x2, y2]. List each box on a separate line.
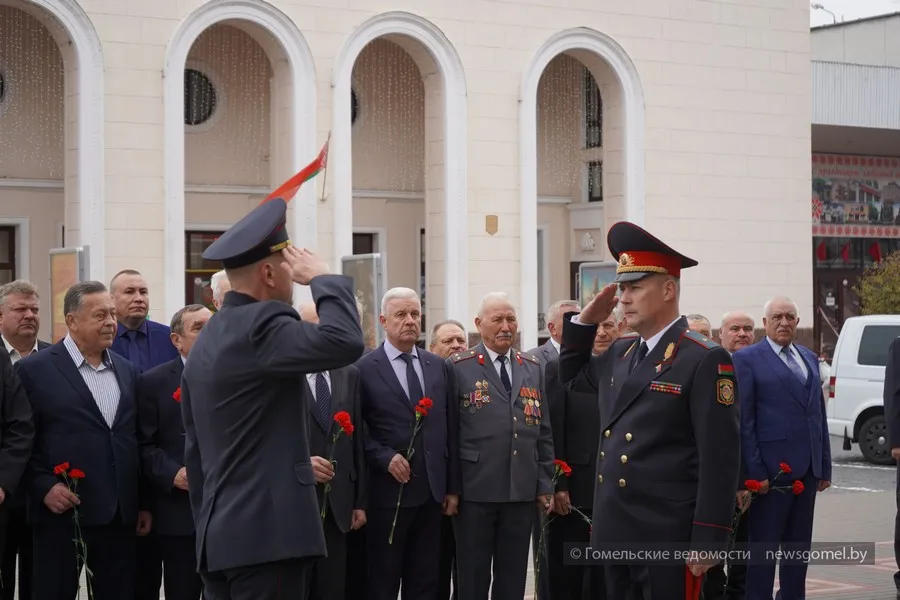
[314, 373, 332, 431]
[781, 346, 806, 384]
[498, 355, 512, 395]
[399, 353, 424, 404]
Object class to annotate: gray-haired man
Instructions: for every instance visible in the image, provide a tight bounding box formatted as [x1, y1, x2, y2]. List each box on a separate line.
[449, 292, 554, 600]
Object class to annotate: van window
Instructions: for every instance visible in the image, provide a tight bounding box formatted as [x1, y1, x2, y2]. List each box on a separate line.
[857, 325, 900, 367]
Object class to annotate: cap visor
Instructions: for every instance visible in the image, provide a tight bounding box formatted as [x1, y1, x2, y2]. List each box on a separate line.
[614, 271, 651, 283]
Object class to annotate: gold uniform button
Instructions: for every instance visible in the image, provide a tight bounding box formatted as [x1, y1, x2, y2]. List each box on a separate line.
[625, 433, 633, 442]
[514, 433, 518, 438]
[619, 479, 627, 487]
[514, 417, 518, 422]
[620, 455, 628, 464]
[513, 450, 518, 456]
[598, 475, 603, 483]
[599, 452, 605, 459]
[604, 429, 611, 438]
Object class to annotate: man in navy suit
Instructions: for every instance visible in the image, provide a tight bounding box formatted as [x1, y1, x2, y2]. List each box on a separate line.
[17, 280, 153, 600]
[357, 287, 460, 600]
[0, 279, 49, 600]
[109, 268, 178, 600]
[137, 304, 211, 600]
[733, 296, 831, 600]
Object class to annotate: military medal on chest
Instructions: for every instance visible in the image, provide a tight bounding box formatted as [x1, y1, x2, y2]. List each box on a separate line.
[463, 380, 491, 413]
[520, 386, 542, 426]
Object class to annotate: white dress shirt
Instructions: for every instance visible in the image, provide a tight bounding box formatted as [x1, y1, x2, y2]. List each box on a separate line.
[63, 334, 121, 428]
[306, 370, 332, 396]
[2, 335, 38, 365]
[483, 346, 514, 380]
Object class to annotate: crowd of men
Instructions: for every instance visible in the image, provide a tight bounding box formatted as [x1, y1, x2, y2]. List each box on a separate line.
[0, 198, 833, 600]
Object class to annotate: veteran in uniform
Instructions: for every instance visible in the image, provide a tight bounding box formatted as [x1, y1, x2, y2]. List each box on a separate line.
[559, 222, 741, 600]
[447, 292, 554, 600]
[180, 198, 366, 600]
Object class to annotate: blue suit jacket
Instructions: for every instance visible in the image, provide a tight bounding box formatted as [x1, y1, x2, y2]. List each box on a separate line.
[111, 320, 178, 373]
[733, 339, 832, 483]
[16, 341, 145, 526]
[357, 344, 460, 509]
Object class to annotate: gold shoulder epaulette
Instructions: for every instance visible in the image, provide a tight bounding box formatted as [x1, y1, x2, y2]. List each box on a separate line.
[682, 330, 721, 350]
[516, 351, 540, 365]
[451, 349, 477, 363]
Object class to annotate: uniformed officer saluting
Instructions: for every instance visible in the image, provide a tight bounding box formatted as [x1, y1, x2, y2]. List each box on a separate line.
[447, 292, 554, 600]
[559, 222, 740, 600]
[180, 198, 365, 600]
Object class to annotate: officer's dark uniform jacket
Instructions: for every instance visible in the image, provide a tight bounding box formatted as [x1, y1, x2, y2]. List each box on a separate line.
[559, 315, 741, 554]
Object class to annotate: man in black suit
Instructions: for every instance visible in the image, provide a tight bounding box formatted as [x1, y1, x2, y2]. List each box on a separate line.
[297, 301, 367, 599]
[0, 279, 47, 600]
[547, 307, 623, 600]
[181, 198, 365, 600]
[885, 337, 900, 600]
[17, 281, 152, 600]
[137, 304, 211, 600]
[357, 287, 460, 600]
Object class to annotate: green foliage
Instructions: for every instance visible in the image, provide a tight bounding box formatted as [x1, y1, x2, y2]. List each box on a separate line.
[856, 250, 900, 315]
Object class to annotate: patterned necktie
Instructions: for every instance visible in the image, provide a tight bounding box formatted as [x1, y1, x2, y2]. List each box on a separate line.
[399, 353, 424, 404]
[498, 355, 512, 395]
[781, 346, 806, 384]
[314, 373, 332, 431]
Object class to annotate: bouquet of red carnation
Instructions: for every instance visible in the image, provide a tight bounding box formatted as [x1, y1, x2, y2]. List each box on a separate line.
[321, 411, 354, 521]
[388, 398, 433, 544]
[533, 459, 576, 599]
[54, 463, 92, 599]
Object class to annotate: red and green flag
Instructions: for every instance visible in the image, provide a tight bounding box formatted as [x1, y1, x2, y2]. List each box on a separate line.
[263, 136, 329, 204]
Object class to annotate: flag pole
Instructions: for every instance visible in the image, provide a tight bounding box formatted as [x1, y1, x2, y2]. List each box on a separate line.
[319, 130, 332, 203]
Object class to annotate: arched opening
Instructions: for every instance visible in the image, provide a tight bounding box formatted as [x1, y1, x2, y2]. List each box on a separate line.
[0, 0, 104, 318]
[332, 12, 468, 338]
[163, 0, 316, 320]
[520, 28, 645, 349]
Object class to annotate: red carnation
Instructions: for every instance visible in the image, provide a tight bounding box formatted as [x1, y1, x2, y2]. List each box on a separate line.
[69, 469, 85, 480]
[779, 462, 792, 474]
[745, 480, 762, 492]
[416, 398, 433, 417]
[53, 462, 70, 475]
[792, 480, 804, 495]
[173, 387, 182, 402]
[334, 411, 351, 424]
[554, 459, 573, 476]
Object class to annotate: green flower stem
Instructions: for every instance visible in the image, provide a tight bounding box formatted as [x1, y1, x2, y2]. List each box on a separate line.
[389, 415, 424, 545]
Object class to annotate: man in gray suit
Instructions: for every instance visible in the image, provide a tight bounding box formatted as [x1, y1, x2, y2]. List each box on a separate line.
[448, 292, 554, 600]
[181, 198, 366, 600]
[527, 299, 579, 600]
[530, 299, 581, 370]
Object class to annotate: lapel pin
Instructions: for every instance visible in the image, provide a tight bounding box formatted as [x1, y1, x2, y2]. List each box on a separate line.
[663, 343, 674, 361]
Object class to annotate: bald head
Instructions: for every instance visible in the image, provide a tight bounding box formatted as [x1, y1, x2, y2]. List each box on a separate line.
[719, 310, 755, 354]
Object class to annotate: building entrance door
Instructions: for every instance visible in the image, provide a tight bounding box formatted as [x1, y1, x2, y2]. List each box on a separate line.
[813, 270, 861, 358]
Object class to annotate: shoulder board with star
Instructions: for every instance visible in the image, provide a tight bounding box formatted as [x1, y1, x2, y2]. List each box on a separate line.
[516, 351, 540, 365]
[681, 330, 721, 350]
[451, 349, 477, 363]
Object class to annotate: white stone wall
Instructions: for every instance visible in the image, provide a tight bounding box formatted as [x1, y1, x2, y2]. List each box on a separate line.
[15, 0, 811, 334]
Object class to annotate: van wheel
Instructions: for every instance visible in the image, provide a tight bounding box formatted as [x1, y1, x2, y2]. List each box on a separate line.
[858, 415, 894, 466]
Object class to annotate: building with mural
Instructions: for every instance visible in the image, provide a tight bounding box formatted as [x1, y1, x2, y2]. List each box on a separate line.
[0, 0, 812, 349]
[811, 13, 900, 354]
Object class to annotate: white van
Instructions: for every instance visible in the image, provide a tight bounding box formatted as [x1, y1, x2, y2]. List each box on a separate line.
[827, 315, 900, 465]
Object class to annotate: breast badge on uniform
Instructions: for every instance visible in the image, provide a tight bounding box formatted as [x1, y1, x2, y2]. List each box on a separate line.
[717, 377, 735, 406]
[649, 381, 682, 396]
[520, 387, 542, 426]
[462, 380, 491, 413]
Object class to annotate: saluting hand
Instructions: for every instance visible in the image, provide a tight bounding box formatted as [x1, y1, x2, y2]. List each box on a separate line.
[578, 283, 619, 325]
[43, 482, 80, 514]
[281, 246, 330, 285]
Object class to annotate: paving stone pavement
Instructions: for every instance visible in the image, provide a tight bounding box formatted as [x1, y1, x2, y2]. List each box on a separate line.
[22, 442, 899, 599]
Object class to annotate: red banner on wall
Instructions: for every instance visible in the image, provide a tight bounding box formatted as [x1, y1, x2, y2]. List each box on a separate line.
[812, 153, 900, 238]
